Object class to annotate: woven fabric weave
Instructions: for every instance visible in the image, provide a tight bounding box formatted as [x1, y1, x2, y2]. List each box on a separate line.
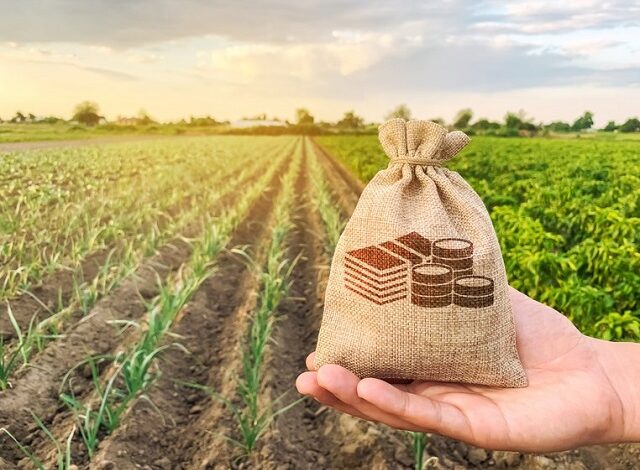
[314, 118, 528, 387]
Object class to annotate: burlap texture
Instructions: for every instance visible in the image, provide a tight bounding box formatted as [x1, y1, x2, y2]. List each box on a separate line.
[314, 119, 528, 387]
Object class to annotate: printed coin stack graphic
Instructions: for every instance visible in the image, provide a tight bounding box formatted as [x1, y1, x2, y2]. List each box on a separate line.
[344, 233, 495, 308]
[431, 238, 474, 278]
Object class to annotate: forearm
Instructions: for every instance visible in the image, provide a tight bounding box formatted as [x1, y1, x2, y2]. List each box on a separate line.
[591, 337, 640, 443]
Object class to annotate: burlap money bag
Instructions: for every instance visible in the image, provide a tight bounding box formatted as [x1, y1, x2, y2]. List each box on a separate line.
[314, 119, 527, 387]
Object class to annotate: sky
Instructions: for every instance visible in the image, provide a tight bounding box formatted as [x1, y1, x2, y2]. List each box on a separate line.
[0, 0, 639, 126]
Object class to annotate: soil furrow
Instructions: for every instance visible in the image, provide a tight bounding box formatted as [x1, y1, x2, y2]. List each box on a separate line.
[310, 138, 364, 199]
[254, 138, 354, 469]
[85, 139, 300, 469]
[0, 238, 192, 464]
[0, 143, 295, 465]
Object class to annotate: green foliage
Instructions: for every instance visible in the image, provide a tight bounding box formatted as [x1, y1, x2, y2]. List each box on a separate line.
[316, 135, 640, 341]
[571, 111, 594, 131]
[619, 118, 640, 133]
[307, 140, 346, 253]
[336, 110, 364, 129]
[453, 109, 473, 130]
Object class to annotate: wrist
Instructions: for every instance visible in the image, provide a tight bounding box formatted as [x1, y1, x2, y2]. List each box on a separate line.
[590, 336, 640, 443]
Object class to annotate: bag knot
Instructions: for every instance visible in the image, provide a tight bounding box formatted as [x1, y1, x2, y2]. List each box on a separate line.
[379, 119, 470, 166]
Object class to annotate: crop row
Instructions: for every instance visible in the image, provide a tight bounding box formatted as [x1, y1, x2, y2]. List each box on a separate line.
[0, 138, 295, 467]
[0, 138, 297, 391]
[0, 136, 290, 300]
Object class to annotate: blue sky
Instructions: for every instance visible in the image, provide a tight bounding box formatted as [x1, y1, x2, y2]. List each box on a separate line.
[0, 0, 638, 125]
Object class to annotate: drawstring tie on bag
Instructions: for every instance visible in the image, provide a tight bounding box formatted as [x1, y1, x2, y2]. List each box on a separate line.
[388, 158, 443, 167]
[380, 119, 470, 169]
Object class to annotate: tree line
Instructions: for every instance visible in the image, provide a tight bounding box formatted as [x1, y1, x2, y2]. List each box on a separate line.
[2, 102, 639, 135]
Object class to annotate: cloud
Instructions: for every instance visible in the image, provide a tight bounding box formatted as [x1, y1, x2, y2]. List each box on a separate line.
[477, 0, 640, 34]
[0, 43, 139, 81]
[0, 0, 462, 48]
[200, 31, 423, 85]
[0, 0, 639, 123]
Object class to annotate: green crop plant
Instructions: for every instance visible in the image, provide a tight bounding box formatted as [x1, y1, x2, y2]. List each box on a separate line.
[228, 141, 303, 455]
[1, 414, 76, 470]
[0, 136, 294, 301]
[0, 304, 45, 390]
[0, 139, 297, 387]
[306, 138, 345, 253]
[60, 360, 125, 457]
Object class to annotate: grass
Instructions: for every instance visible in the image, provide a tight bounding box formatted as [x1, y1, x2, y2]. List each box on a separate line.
[60, 360, 123, 457]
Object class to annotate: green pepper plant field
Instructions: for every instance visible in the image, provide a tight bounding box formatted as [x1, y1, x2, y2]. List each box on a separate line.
[0, 134, 638, 469]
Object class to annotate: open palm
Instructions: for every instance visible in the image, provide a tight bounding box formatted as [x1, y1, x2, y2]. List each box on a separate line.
[297, 288, 628, 452]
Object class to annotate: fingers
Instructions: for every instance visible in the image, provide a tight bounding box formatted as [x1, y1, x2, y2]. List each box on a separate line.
[305, 352, 316, 371]
[316, 365, 425, 432]
[296, 371, 369, 420]
[357, 377, 474, 442]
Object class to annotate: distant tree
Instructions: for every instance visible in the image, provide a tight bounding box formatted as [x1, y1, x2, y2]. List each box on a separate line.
[336, 110, 364, 129]
[137, 109, 155, 125]
[452, 109, 473, 129]
[10, 111, 27, 123]
[428, 117, 445, 126]
[385, 104, 412, 121]
[504, 112, 523, 130]
[295, 108, 314, 125]
[603, 121, 617, 132]
[546, 121, 572, 133]
[72, 101, 102, 126]
[503, 110, 539, 134]
[189, 115, 222, 126]
[571, 111, 594, 131]
[472, 119, 501, 131]
[619, 118, 640, 133]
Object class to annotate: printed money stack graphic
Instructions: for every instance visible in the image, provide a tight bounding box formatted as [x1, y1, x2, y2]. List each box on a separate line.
[344, 232, 495, 308]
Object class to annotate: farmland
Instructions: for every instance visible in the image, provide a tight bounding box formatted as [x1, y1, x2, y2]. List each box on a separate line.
[0, 134, 639, 469]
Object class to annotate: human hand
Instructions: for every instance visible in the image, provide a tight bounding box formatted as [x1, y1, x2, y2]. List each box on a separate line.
[297, 288, 640, 452]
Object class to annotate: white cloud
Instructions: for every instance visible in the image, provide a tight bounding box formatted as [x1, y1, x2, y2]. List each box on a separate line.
[204, 32, 422, 82]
